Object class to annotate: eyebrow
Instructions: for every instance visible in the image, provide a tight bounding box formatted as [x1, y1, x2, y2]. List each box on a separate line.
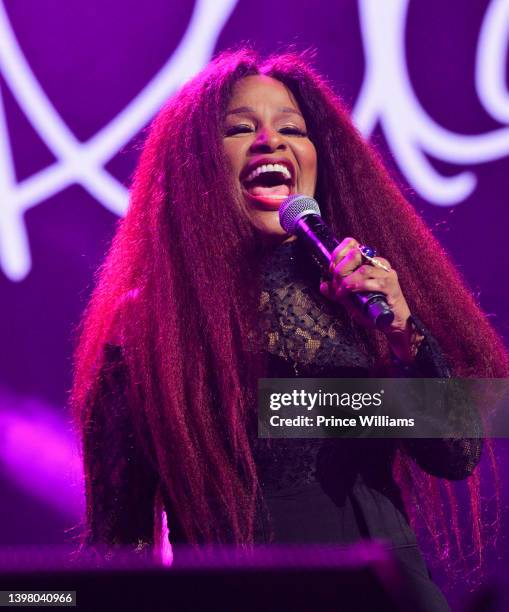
[226, 106, 304, 117]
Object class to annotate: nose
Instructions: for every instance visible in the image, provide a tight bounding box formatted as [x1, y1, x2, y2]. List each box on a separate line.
[249, 126, 286, 153]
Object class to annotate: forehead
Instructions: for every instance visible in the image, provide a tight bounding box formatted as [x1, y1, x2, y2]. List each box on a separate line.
[227, 75, 300, 111]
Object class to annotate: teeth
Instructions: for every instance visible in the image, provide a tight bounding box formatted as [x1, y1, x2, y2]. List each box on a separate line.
[245, 163, 292, 183]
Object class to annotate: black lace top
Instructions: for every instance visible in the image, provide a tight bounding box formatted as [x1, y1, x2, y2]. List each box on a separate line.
[82, 238, 482, 554]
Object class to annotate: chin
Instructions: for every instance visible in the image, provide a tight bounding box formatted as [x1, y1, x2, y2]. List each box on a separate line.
[249, 209, 289, 240]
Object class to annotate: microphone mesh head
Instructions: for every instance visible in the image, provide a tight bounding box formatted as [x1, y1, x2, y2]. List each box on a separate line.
[279, 195, 321, 234]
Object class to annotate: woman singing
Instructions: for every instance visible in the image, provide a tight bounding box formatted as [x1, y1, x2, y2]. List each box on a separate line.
[70, 48, 509, 611]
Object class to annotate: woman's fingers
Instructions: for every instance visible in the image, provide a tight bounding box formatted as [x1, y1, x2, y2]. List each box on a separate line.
[329, 239, 364, 290]
[335, 262, 397, 298]
[329, 238, 361, 272]
[322, 238, 398, 304]
[320, 248, 413, 338]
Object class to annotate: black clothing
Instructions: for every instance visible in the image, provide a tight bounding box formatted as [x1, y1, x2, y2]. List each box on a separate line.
[83, 239, 482, 611]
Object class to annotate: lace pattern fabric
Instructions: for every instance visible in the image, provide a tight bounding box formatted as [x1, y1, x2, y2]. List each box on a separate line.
[258, 240, 372, 373]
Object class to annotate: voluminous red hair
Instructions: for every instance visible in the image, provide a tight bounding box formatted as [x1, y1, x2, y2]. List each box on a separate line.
[70, 48, 509, 578]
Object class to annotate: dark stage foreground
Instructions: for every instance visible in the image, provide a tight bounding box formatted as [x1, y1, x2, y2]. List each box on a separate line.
[0, 541, 440, 611]
[0, 542, 505, 612]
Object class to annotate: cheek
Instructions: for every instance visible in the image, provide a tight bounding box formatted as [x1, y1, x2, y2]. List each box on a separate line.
[300, 142, 318, 183]
[223, 140, 248, 174]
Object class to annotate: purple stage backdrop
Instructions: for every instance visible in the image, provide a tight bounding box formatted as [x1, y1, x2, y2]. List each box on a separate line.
[1, 0, 508, 607]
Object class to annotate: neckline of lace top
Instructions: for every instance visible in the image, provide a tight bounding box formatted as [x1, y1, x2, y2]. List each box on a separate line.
[258, 238, 373, 373]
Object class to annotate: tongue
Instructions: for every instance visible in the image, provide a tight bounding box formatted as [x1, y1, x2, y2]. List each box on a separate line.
[248, 184, 290, 196]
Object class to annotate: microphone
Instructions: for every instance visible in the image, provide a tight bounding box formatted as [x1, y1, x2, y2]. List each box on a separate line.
[279, 194, 394, 331]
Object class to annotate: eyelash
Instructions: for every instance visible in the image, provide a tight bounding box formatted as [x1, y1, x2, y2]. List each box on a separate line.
[225, 125, 308, 137]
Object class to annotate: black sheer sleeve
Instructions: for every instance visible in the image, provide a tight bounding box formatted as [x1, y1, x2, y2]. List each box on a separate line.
[82, 343, 159, 556]
[392, 315, 483, 481]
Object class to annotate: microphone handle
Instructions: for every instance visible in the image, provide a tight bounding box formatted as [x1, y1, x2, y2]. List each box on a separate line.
[295, 215, 395, 331]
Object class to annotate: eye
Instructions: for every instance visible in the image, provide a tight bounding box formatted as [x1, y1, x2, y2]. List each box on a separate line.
[225, 124, 253, 136]
[279, 126, 308, 137]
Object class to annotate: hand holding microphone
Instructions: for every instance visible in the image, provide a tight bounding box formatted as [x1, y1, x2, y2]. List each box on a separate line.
[279, 195, 419, 360]
[321, 237, 408, 330]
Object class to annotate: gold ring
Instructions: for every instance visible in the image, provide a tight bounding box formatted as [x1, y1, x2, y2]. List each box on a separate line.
[369, 257, 391, 272]
[358, 245, 391, 272]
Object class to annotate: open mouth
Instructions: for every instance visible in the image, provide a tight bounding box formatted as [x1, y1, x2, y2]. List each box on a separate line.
[241, 162, 295, 208]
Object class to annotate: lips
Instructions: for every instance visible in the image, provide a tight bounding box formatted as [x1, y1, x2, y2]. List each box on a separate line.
[241, 190, 293, 210]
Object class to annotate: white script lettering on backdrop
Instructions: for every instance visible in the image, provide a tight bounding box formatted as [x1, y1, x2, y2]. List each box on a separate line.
[0, 0, 508, 281]
[0, 0, 238, 281]
[354, 0, 509, 205]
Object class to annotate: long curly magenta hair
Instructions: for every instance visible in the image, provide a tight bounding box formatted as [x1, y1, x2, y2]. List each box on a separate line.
[70, 48, 509, 576]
